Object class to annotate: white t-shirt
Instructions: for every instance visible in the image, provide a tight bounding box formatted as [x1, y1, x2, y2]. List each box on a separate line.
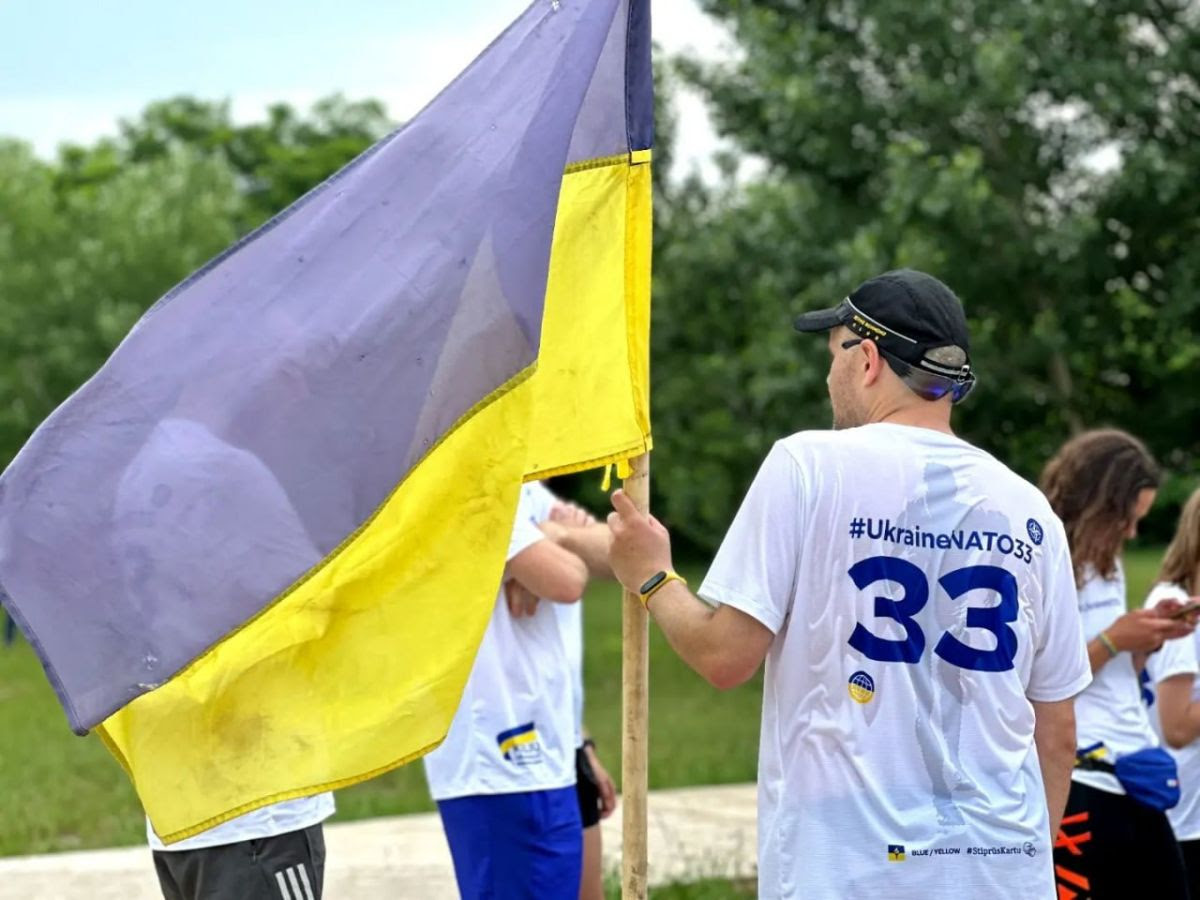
[148, 794, 335, 852]
[1071, 564, 1171, 795]
[526, 481, 584, 746]
[423, 484, 577, 800]
[552, 571, 585, 749]
[1144, 581, 1200, 839]
[699, 423, 1090, 900]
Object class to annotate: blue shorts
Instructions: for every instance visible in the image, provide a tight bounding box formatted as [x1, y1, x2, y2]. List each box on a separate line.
[437, 786, 582, 899]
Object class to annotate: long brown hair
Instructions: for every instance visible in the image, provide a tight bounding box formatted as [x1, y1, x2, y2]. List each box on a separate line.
[1158, 488, 1200, 595]
[1040, 429, 1161, 585]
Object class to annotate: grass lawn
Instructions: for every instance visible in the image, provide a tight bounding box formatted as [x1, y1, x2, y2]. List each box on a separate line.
[1125, 543, 1165, 609]
[604, 876, 757, 899]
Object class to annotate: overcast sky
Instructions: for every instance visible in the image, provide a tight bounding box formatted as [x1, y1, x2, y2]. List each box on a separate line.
[0, 0, 735, 173]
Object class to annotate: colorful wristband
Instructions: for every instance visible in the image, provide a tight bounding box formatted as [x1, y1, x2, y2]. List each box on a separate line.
[1098, 631, 1119, 657]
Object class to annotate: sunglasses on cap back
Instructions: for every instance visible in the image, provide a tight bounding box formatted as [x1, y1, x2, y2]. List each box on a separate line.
[839, 334, 977, 405]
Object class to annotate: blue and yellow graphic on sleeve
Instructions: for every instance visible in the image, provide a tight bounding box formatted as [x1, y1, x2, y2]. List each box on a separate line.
[887, 844, 907, 862]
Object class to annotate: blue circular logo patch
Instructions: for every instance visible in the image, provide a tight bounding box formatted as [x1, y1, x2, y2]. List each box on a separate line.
[848, 671, 875, 704]
[1026, 518, 1044, 546]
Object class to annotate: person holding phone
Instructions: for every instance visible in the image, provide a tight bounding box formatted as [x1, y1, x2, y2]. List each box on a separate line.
[1042, 430, 1195, 899]
[1145, 488, 1200, 897]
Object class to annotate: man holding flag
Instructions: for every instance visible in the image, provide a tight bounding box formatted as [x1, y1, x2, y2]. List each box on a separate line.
[606, 270, 1089, 899]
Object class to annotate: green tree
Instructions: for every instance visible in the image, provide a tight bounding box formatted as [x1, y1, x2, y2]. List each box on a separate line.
[651, 0, 1200, 548]
[0, 140, 244, 466]
[0, 95, 394, 470]
[58, 94, 393, 228]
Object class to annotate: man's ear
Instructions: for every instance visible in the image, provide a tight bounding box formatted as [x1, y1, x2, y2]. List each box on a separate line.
[860, 340, 885, 387]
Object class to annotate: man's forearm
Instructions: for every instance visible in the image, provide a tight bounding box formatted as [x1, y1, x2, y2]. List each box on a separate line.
[1032, 699, 1077, 840]
[557, 523, 614, 580]
[1087, 637, 1117, 675]
[605, 487, 773, 690]
[644, 580, 728, 684]
[646, 581, 763, 690]
[1039, 745, 1072, 840]
[511, 527, 589, 602]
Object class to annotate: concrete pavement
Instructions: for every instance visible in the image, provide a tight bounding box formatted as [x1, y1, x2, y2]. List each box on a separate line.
[0, 783, 757, 898]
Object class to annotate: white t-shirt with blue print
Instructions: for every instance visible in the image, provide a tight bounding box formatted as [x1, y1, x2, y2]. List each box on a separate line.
[699, 423, 1090, 900]
[1070, 563, 1172, 796]
[423, 483, 576, 801]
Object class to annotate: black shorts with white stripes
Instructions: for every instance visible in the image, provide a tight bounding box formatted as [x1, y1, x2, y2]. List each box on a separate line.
[152, 823, 325, 900]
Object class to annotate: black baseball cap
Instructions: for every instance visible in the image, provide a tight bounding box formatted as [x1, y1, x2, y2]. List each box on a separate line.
[793, 269, 976, 404]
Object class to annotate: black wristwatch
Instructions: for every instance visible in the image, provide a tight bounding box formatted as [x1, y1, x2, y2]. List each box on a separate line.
[637, 570, 687, 606]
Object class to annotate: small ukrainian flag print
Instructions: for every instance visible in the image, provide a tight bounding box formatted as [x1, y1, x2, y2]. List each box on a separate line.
[848, 671, 875, 704]
[887, 844, 906, 862]
[496, 722, 541, 764]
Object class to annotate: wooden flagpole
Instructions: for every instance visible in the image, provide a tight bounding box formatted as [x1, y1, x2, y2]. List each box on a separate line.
[621, 452, 651, 899]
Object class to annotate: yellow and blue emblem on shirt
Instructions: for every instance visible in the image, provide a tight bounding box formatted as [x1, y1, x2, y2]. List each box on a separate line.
[848, 671, 875, 704]
[496, 721, 543, 766]
[887, 844, 906, 862]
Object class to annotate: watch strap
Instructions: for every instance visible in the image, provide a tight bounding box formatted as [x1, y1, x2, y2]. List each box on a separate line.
[637, 569, 687, 606]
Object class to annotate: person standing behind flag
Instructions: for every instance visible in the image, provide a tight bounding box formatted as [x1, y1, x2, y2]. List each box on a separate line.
[1041, 429, 1193, 899]
[606, 270, 1091, 899]
[117, 417, 335, 900]
[148, 796, 332, 900]
[424, 482, 605, 899]
[539, 494, 620, 900]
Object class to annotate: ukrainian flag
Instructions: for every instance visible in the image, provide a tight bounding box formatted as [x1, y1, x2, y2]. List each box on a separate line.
[0, 0, 652, 842]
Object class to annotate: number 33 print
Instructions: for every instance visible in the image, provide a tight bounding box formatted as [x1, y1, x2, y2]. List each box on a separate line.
[847, 555, 1019, 672]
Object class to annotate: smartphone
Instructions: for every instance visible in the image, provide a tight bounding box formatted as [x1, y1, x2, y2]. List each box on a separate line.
[1170, 600, 1200, 620]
